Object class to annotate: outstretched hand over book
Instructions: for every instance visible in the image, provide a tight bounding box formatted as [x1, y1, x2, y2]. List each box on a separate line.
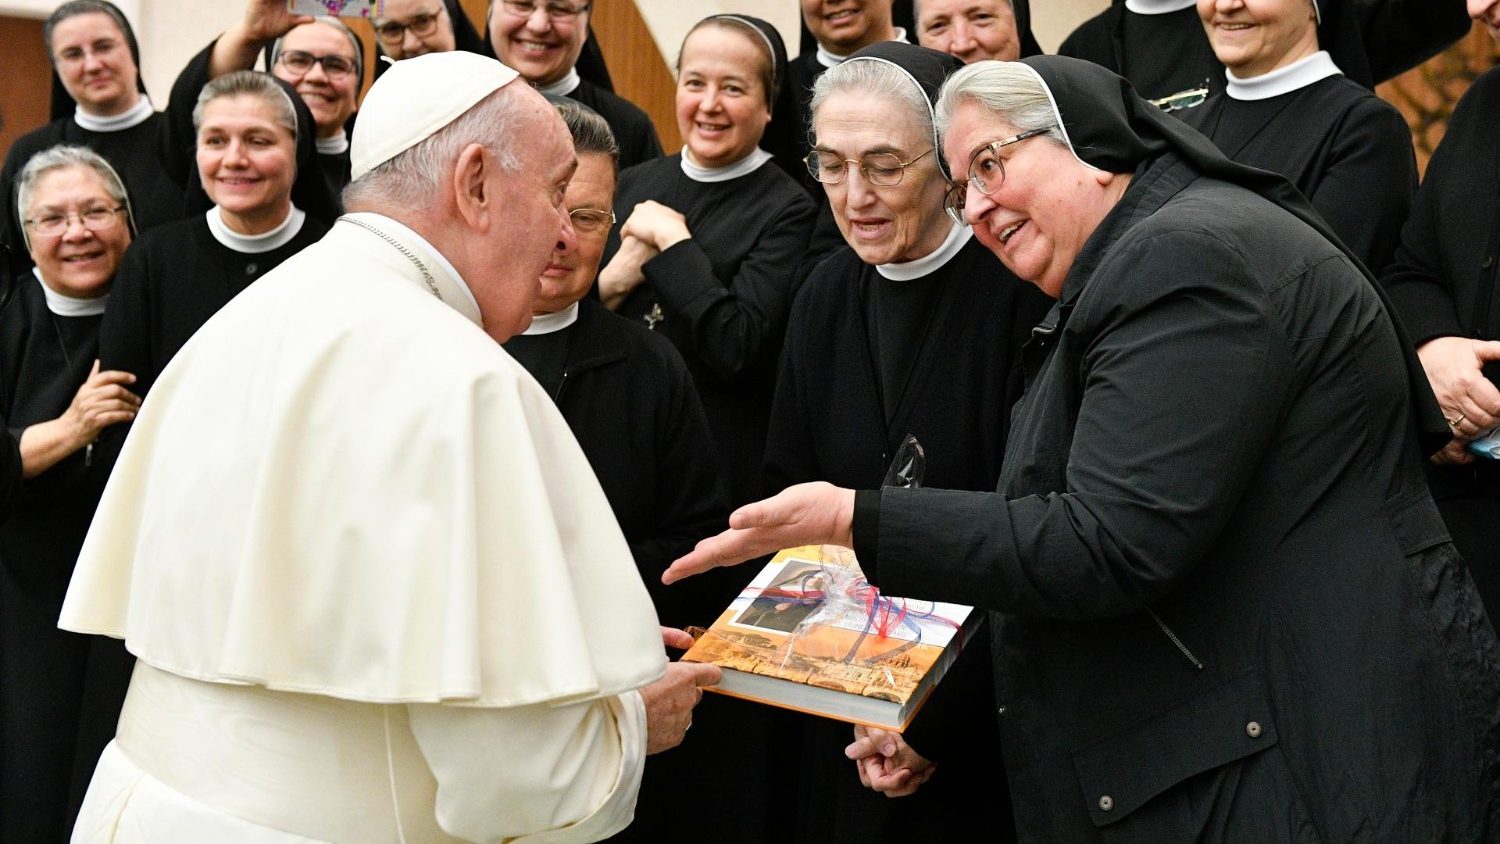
[663, 482, 856, 585]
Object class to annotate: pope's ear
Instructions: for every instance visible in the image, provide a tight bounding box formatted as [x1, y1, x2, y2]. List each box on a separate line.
[452, 142, 492, 230]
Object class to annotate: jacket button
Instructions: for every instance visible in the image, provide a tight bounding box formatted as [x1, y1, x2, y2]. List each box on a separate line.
[1246, 721, 1262, 738]
[1484, 256, 1495, 270]
[1098, 795, 1114, 812]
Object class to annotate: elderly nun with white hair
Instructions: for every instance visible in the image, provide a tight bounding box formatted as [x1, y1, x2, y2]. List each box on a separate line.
[63, 51, 718, 843]
[667, 55, 1500, 841]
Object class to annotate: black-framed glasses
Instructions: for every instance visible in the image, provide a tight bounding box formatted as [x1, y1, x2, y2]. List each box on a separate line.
[568, 207, 614, 234]
[804, 148, 934, 187]
[374, 7, 445, 44]
[24, 206, 125, 237]
[277, 50, 356, 80]
[501, 0, 591, 22]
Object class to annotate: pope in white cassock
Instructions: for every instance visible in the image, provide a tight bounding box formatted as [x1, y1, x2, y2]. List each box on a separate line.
[59, 51, 719, 842]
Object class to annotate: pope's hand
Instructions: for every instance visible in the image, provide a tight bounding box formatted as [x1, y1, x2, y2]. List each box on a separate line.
[846, 725, 936, 798]
[663, 482, 855, 585]
[639, 627, 720, 755]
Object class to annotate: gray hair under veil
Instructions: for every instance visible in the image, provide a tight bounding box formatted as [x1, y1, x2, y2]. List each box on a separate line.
[342, 85, 521, 209]
[192, 71, 300, 139]
[553, 99, 619, 176]
[809, 42, 961, 168]
[15, 144, 134, 254]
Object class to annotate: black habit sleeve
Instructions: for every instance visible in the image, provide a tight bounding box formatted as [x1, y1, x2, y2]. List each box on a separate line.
[1381, 66, 1500, 346]
[869, 229, 1288, 620]
[642, 198, 816, 381]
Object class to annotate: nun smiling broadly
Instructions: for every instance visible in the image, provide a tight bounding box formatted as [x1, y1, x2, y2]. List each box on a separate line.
[666, 56, 1500, 841]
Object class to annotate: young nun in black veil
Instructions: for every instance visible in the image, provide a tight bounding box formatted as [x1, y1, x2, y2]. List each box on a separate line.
[99, 72, 335, 403]
[1, 1, 184, 276]
[1, 145, 141, 842]
[1179, 0, 1415, 273]
[1058, 0, 1468, 106]
[161, 0, 365, 207]
[600, 15, 816, 507]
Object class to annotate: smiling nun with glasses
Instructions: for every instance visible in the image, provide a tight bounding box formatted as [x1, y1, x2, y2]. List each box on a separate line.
[155, 0, 366, 207]
[369, 0, 489, 79]
[0, 145, 141, 841]
[755, 41, 1051, 842]
[666, 55, 1500, 840]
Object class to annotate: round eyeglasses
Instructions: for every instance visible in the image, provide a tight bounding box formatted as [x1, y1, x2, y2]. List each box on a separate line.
[945, 127, 1052, 226]
[568, 207, 614, 235]
[375, 7, 444, 44]
[804, 149, 934, 187]
[24, 206, 126, 237]
[277, 50, 356, 80]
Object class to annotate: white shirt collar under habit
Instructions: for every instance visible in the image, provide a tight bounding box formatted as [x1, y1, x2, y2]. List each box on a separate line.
[816, 28, 907, 69]
[537, 67, 582, 98]
[679, 147, 773, 183]
[206, 205, 306, 254]
[33, 268, 108, 316]
[1226, 51, 1342, 101]
[1124, 0, 1197, 14]
[522, 300, 580, 335]
[73, 96, 153, 133]
[876, 222, 973, 281]
[316, 130, 350, 155]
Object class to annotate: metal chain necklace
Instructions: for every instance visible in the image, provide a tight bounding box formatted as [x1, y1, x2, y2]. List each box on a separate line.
[337, 215, 444, 302]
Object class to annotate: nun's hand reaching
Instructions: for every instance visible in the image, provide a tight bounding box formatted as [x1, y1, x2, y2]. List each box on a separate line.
[215, 0, 314, 76]
[241, 0, 314, 42]
[1418, 336, 1500, 464]
[620, 200, 691, 252]
[598, 235, 658, 310]
[663, 482, 855, 584]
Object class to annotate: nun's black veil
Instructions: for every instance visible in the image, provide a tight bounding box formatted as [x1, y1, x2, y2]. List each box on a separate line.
[181, 73, 342, 227]
[1017, 54, 1448, 453]
[372, 0, 490, 81]
[699, 15, 801, 181]
[47, 0, 151, 122]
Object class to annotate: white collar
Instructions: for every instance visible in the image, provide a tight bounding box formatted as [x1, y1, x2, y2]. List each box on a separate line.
[341, 212, 483, 323]
[522, 301, 580, 335]
[73, 96, 153, 133]
[815, 28, 906, 69]
[1124, 0, 1197, 13]
[537, 67, 582, 97]
[679, 147, 773, 183]
[316, 131, 350, 155]
[33, 268, 108, 316]
[876, 222, 972, 281]
[206, 205, 306, 254]
[1226, 51, 1342, 101]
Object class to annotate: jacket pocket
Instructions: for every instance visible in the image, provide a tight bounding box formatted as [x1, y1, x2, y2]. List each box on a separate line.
[1072, 669, 1279, 829]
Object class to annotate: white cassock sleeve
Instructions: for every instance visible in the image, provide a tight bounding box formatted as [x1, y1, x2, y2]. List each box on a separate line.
[407, 690, 646, 843]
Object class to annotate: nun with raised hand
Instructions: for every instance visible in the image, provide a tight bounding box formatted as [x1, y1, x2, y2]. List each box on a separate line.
[160, 0, 364, 205]
[763, 40, 1053, 842]
[100, 71, 334, 404]
[1178, 0, 1415, 273]
[0, 1, 184, 276]
[1381, 5, 1500, 628]
[1, 145, 141, 842]
[599, 15, 816, 507]
[664, 55, 1500, 840]
[1058, 0, 1468, 105]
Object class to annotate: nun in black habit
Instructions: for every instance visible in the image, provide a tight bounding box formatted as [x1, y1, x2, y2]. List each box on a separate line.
[664, 55, 1500, 841]
[0, 1, 184, 277]
[485, 0, 661, 169]
[763, 41, 1053, 843]
[600, 15, 816, 507]
[1058, 0, 1469, 105]
[161, 0, 365, 207]
[99, 71, 335, 404]
[1178, 0, 1415, 273]
[1, 145, 141, 842]
[1382, 58, 1500, 628]
[370, 0, 489, 76]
